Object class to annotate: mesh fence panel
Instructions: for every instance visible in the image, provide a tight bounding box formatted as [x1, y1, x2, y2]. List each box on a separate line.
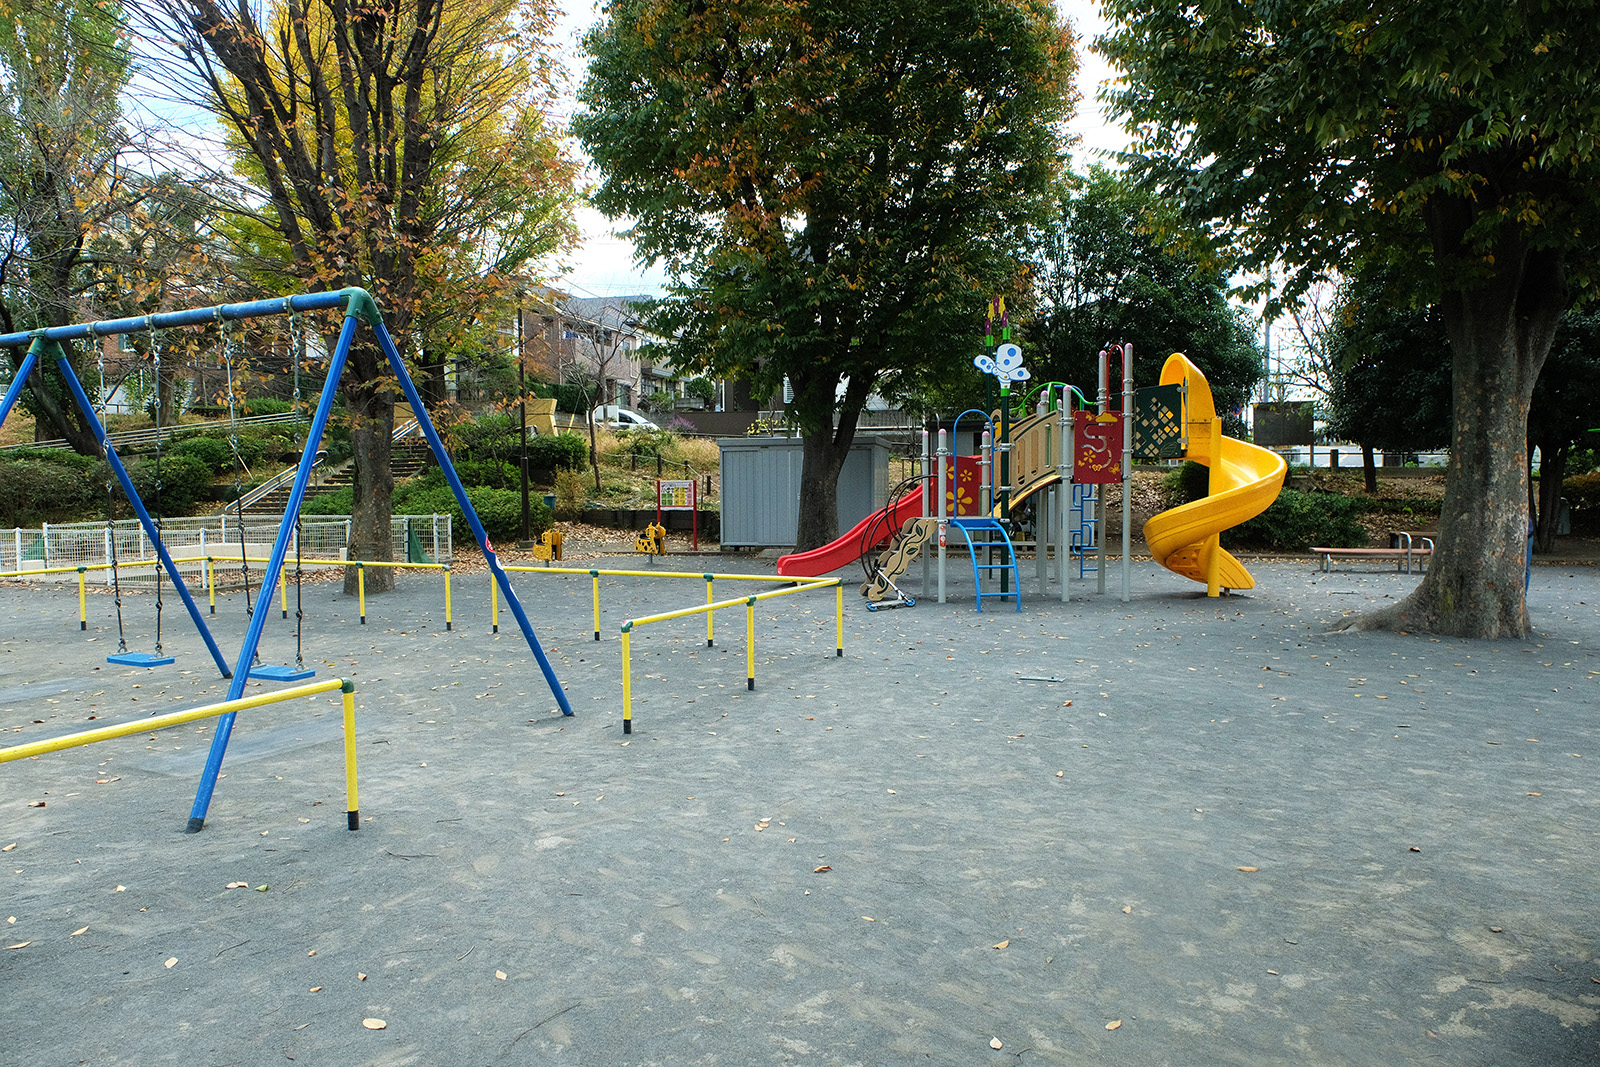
[0, 514, 452, 588]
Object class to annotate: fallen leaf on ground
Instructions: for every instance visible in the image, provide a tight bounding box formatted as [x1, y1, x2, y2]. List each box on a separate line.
[1122, 906, 1132, 914]
[1237, 866, 1260, 872]
[0, 844, 14, 852]
[70, 926, 88, 936]
[362, 1018, 386, 1030]
[309, 986, 322, 993]
[164, 957, 177, 968]
[26, 801, 43, 808]
[6, 942, 30, 950]
[226, 882, 248, 889]
[495, 970, 507, 980]
[357, 972, 367, 981]
[990, 1037, 1003, 1049]
[113, 886, 124, 893]
[993, 940, 1009, 950]
[813, 865, 832, 873]
[1106, 1020, 1122, 1031]
[861, 916, 875, 922]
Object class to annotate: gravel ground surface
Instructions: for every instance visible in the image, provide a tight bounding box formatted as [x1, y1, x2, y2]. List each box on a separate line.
[1, 553, 1597, 1065]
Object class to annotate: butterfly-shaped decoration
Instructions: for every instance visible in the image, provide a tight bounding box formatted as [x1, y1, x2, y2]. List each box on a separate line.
[973, 343, 1030, 385]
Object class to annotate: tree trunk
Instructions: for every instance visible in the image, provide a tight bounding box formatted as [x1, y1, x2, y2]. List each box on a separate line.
[1341, 213, 1564, 638]
[342, 345, 396, 596]
[1360, 443, 1378, 494]
[22, 357, 100, 454]
[791, 371, 869, 554]
[1531, 440, 1567, 554]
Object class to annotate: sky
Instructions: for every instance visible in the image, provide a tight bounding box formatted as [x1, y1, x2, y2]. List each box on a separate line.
[550, 0, 1128, 301]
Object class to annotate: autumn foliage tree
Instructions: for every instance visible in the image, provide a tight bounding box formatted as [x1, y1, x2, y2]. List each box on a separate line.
[0, 0, 142, 451]
[140, 0, 576, 592]
[576, 0, 1076, 552]
[1100, 1, 1600, 637]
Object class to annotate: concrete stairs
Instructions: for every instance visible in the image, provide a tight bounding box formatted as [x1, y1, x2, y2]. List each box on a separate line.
[241, 438, 433, 515]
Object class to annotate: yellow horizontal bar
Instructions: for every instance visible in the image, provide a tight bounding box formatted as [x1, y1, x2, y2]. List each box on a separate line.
[0, 678, 348, 765]
[623, 577, 841, 632]
[503, 563, 835, 586]
[627, 594, 760, 630]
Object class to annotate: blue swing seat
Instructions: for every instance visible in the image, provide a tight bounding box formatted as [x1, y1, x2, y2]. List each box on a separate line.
[248, 663, 316, 682]
[107, 652, 175, 667]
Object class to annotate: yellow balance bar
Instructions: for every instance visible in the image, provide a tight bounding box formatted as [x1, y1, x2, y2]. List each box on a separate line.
[0, 677, 363, 831]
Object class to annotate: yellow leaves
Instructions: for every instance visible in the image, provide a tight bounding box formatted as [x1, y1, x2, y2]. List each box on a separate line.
[164, 957, 178, 969]
[1105, 1020, 1123, 1031]
[362, 1018, 387, 1030]
[1237, 866, 1260, 872]
[993, 939, 1009, 950]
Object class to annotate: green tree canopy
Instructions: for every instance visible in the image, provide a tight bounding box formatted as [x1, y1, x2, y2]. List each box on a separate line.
[1322, 269, 1454, 478]
[1100, 1, 1600, 637]
[1028, 169, 1261, 430]
[575, 0, 1077, 551]
[0, 0, 133, 452]
[141, 0, 579, 592]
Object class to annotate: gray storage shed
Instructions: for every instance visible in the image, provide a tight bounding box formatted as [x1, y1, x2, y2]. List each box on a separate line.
[718, 436, 891, 548]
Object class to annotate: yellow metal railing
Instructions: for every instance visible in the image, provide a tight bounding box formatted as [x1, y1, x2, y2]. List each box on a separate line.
[616, 577, 843, 734]
[0, 677, 363, 830]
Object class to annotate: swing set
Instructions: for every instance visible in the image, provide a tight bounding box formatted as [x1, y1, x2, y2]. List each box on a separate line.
[0, 287, 574, 832]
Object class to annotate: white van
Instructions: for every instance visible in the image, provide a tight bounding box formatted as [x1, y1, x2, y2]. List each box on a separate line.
[590, 405, 660, 430]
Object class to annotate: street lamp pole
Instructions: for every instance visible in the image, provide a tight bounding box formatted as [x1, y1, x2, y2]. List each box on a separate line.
[518, 299, 531, 545]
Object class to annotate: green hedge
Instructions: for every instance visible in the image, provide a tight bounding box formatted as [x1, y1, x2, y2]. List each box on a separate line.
[0, 460, 99, 526]
[395, 483, 551, 542]
[526, 432, 587, 471]
[126, 454, 213, 517]
[1223, 489, 1368, 551]
[1564, 471, 1600, 532]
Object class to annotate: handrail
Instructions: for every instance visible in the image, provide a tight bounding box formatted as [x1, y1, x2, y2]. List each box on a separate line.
[2, 410, 305, 453]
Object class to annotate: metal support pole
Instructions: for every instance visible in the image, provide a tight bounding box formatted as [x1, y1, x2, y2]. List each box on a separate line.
[937, 429, 948, 604]
[341, 680, 360, 830]
[1122, 342, 1134, 603]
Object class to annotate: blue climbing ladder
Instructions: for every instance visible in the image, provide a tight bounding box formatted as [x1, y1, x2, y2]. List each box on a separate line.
[948, 518, 1022, 612]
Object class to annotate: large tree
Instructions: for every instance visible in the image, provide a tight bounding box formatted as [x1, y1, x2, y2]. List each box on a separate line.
[1029, 169, 1261, 429]
[0, 0, 139, 452]
[575, 0, 1076, 552]
[1100, 2, 1600, 637]
[141, 0, 576, 593]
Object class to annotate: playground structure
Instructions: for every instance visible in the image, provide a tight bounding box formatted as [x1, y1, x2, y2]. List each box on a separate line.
[778, 340, 1286, 605]
[0, 288, 573, 831]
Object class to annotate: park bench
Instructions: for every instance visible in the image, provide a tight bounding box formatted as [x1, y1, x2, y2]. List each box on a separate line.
[1311, 532, 1433, 574]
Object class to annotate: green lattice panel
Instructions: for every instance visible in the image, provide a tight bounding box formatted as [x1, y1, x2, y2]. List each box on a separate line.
[1133, 384, 1184, 460]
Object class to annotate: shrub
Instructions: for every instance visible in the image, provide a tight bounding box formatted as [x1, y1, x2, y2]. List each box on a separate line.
[448, 411, 519, 460]
[1223, 489, 1368, 551]
[395, 483, 550, 542]
[244, 397, 293, 416]
[447, 458, 518, 489]
[169, 434, 232, 472]
[301, 486, 354, 516]
[618, 426, 673, 460]
[527, 432, 587, 472]
[126, 454, 213, 517]
[1162, 460, 1211, 506]
[1564, 471, 1600, 532]
[0, 460, 98, 526]
[553, 468, 587, 520]
[0, 447, 98, 475]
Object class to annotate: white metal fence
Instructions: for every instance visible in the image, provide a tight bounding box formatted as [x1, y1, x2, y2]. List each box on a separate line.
[0, 513, 453, 588]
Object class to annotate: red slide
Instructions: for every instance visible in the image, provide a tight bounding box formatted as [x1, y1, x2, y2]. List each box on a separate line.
[775, 489, 926, 577]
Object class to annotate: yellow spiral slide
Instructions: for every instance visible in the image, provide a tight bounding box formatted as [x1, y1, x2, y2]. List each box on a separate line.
[1143, 353, 1287, 596]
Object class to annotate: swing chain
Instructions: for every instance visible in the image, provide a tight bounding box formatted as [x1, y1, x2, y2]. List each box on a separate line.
[221, 322, 255, 623]
[149, 322, 165, 655]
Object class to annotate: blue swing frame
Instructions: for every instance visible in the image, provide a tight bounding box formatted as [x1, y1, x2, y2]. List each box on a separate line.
[0, 288, 574, 831]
